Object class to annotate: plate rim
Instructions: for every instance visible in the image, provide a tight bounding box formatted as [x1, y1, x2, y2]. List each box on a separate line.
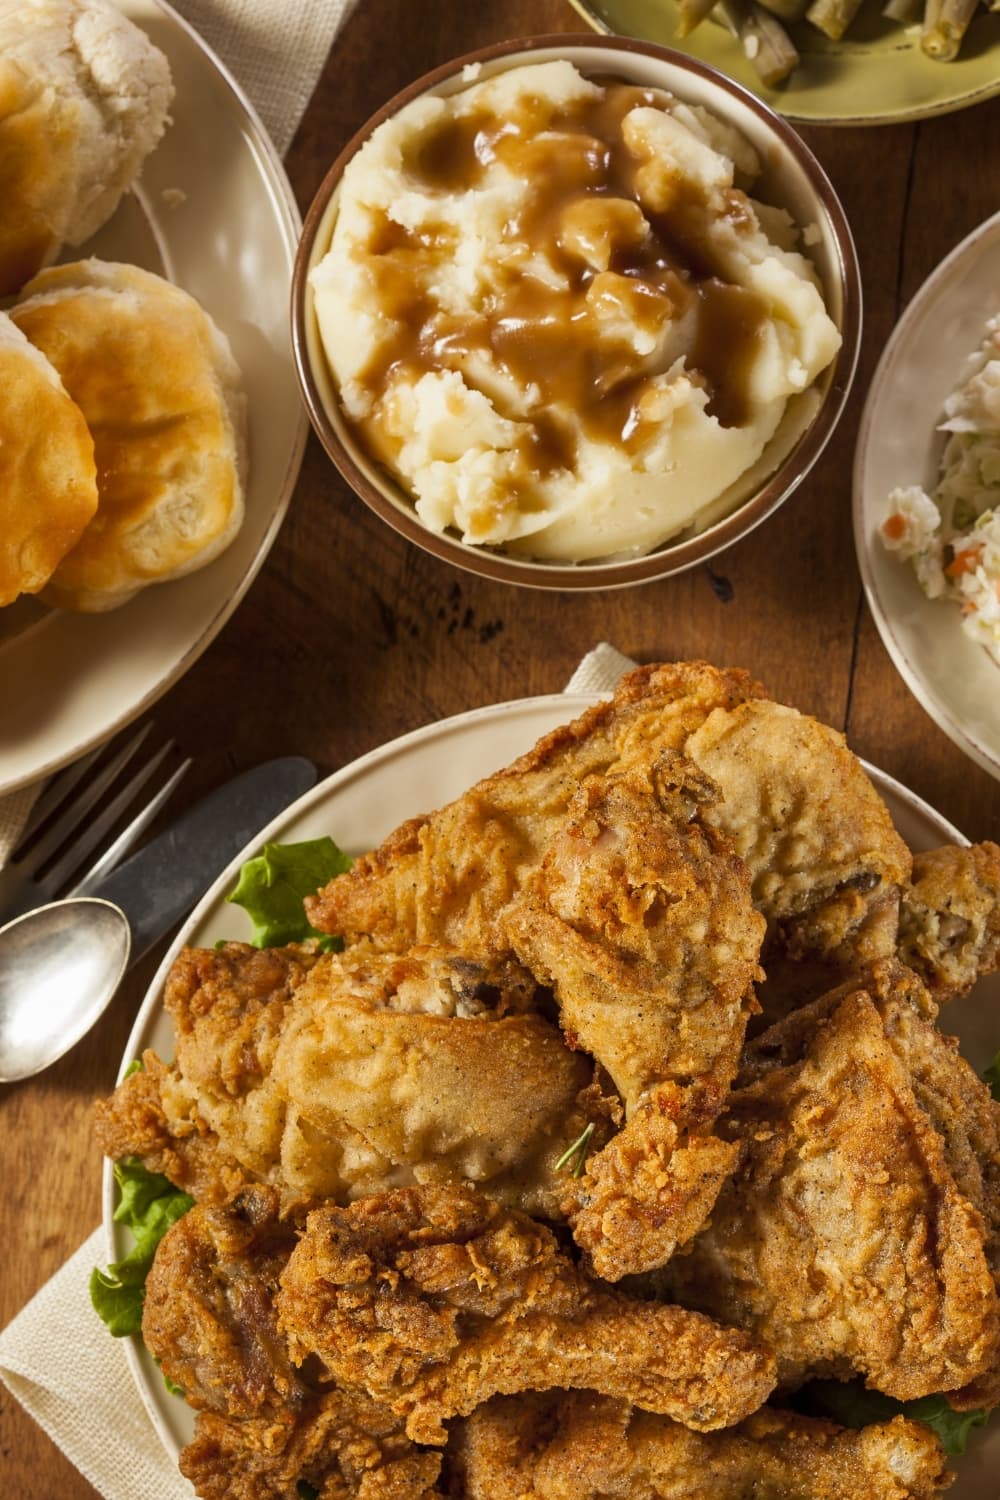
[0, 0, 309, 796]
[852, 208, 1000, 784]
[100, 688, 983, 1469]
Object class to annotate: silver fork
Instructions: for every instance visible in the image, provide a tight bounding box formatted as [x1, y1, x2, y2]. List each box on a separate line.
[0, 724, 192, 924]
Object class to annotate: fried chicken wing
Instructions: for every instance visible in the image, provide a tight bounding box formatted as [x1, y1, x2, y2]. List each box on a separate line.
[276, 1184, 777, 1446]
[563, 1082, 740, 1283]
[497, 756, 763, 1276]
[451, 1391, 953, 1500]
[499, 757, 763, 1114]
[663, 970, 1000, 1403]
[898, 842, 1000, 1003]
[97, 941, 608, 1219]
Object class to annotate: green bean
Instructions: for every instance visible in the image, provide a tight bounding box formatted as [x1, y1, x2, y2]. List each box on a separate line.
[716, 0, 800, 84]
[882, 0, 921, 22]
[921, 0, 980, 56]
[675, 0, 720, 36]
[806, 0, 865, 41]
[755, 0, 811, 22]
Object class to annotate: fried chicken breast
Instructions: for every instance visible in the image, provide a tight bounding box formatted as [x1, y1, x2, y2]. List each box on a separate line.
[96, 941, 607, 1219]
[662, 967, 1000, 1404]
[307, 660, 910, 994]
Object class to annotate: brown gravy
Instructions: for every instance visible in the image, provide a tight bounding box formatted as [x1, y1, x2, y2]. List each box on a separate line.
[354, 78, 772, 472]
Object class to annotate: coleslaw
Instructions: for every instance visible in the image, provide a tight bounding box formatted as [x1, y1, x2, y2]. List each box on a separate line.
[881, 312, 1000, 653]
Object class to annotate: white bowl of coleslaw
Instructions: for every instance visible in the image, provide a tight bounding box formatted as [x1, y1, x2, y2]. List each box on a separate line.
[854, 208, 1000, 781]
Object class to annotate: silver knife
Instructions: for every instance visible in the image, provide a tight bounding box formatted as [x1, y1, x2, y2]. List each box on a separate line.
[72, 756, 317, 965]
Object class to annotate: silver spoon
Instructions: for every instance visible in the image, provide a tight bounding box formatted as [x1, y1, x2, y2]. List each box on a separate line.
[0, 898, 131, 1084]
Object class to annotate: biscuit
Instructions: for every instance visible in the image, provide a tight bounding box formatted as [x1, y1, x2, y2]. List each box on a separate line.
[12, 259, 246, 612]
[0, 309, 98, 607]
[0, 0, 173, 296]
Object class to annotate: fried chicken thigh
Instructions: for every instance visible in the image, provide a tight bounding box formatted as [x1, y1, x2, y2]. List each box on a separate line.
[96, 941, 606, 1219]
[276, 1184, 777, 1446]
[663, 965, 1000, 1404]
[451, 1391, 952, 1500]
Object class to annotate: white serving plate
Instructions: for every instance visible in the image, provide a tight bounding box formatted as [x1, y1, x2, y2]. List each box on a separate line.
[854, 210, 1000, 783]
[0, 0, 307, 794]
[104, 694, 1000, 1488]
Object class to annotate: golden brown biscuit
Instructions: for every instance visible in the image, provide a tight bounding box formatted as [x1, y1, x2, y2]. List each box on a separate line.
[0, 309, 97, 607]
[12, 259, 246, 612]
[0, 0, 173, 296]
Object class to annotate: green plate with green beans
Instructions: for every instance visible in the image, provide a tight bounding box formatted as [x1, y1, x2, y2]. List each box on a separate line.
[567, 0, 1000, 123]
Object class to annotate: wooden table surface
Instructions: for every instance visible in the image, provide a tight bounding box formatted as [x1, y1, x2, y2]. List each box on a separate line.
[3, 2, 1000, 1495]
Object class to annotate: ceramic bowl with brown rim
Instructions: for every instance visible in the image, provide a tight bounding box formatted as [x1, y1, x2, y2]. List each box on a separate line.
[292, 35, 860, 591]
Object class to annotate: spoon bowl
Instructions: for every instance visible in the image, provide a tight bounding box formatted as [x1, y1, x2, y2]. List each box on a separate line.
[0, 898, 131, 1083]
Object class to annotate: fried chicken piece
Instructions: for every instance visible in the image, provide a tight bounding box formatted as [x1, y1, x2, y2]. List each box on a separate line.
[95, 943, 324, 1201]
[898, 842, 1000, 1003]
[96, 941, 607, 1219]
[143, 1187, 442, 1500]
[276, 1184, 777, 1446]
[663, 970, 1000, 1404]
[563, 1081, 740, 1283]
[180, 1394, 443, 1500]
[451, 1391, 952, 1500]
[307, 660, 908, 991]
[304, 661, 767, 953]
[683, 697, 911, 971]
[93, 1049, 252, 1203]
[142, 1185, 304, 1417]
[498, 755, 763, 1277]
[499, 757, 763, 1114]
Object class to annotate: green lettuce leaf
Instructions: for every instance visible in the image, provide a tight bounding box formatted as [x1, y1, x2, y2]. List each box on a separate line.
[225, 837, 352, 948]
[90, 1158, 194, 1337]
[794, 1379, 989, 1456]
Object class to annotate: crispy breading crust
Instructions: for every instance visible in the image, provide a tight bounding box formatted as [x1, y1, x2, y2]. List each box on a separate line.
[276, 1184, 776, 1446]
[451, 1392, 953, 1500]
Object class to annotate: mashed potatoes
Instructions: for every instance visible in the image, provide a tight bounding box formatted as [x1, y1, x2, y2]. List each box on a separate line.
[311, 60, 842, 564]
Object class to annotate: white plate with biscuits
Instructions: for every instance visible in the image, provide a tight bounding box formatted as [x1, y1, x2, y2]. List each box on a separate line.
[0, 0, 307, 793]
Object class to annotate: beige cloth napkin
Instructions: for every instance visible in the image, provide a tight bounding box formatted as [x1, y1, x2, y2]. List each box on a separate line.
[0, 645, 633, 1498]
[0, 0, 353, 871]
[172, 0, 353, 156]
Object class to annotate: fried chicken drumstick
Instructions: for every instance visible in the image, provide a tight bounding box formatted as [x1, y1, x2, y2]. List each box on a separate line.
[276, 1184, 777, 1446]
[451, 1391, 953, 1500]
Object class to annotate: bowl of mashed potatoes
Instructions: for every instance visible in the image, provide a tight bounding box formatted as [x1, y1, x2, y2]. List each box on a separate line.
[293, 36, 860, 589]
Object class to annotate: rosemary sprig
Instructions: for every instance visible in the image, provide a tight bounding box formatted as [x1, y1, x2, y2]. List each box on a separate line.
[555, 1122, 595, 1177]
